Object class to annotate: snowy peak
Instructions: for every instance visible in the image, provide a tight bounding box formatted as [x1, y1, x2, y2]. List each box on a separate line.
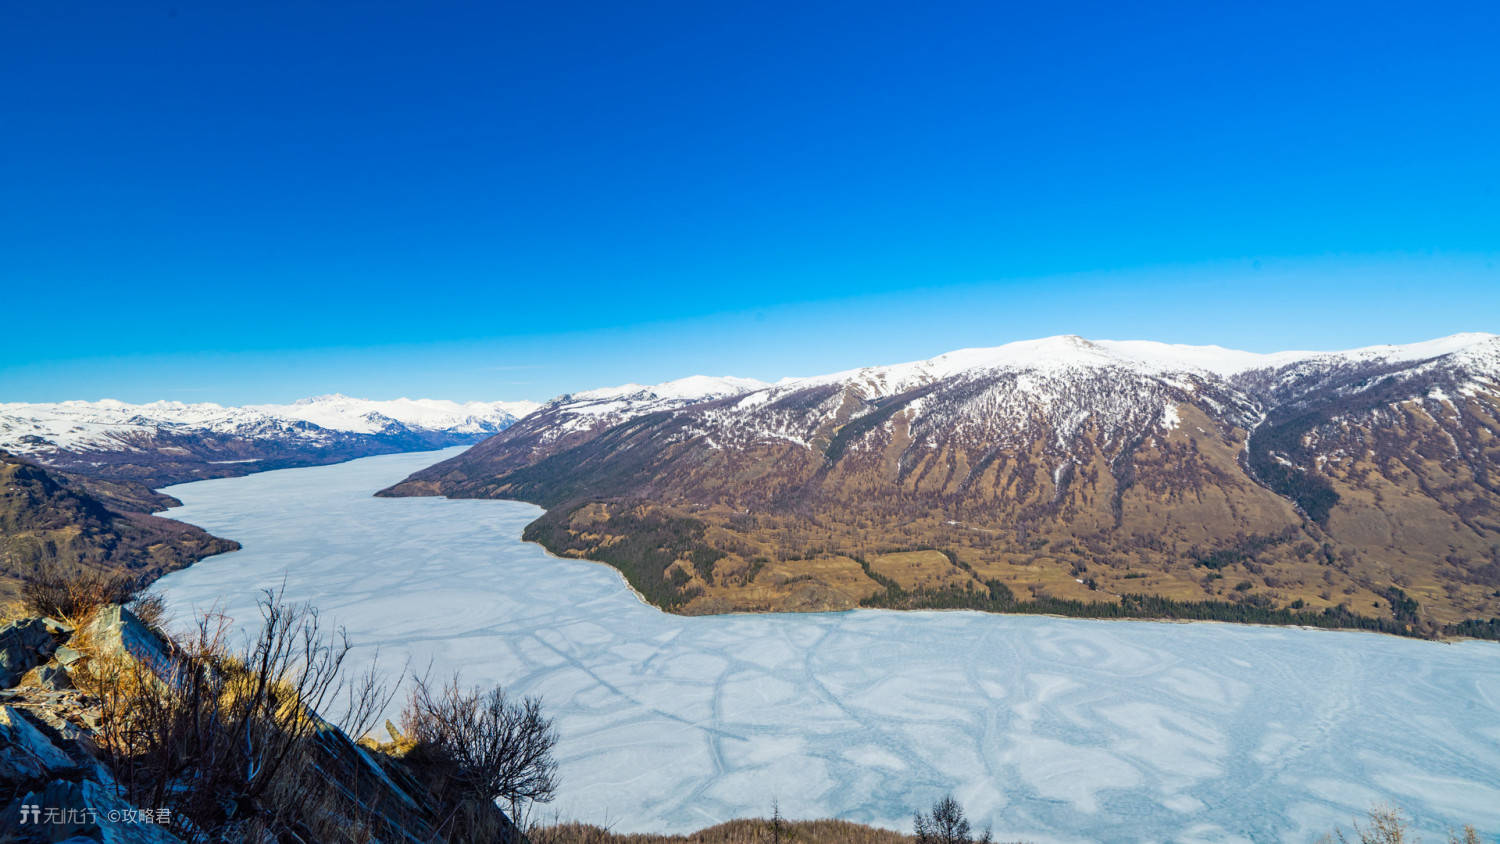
[540, 375, 769, 432]
[0, 394, 541, 486]
[250, 395, 541, 435]
[781, 332, 1500, 394]
[532, 375, 768, 439]
[568, 375, 769, 404]
[380, 375, 770, 491]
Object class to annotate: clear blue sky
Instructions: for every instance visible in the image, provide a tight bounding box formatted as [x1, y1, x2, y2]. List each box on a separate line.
[3, 1, 1497, 404]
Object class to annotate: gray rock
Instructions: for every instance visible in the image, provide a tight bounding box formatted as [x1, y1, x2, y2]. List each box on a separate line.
[36, 664, 72, 691]
[0, 618, 57, 686]
[30, 707, 85, 741]
[0, 704, 77, 784]
[53, 647, 85, 668]
[81, 607, 172, 676]
[41, 617, 75, 636]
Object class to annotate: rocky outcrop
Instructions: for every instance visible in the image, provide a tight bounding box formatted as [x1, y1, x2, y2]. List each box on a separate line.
[0, 614, 172, 844]
[0, 619, 58, 687]
[0, 606, 527, 843]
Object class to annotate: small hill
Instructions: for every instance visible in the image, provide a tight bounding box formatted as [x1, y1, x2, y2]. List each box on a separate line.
[0, 450, 238, 599]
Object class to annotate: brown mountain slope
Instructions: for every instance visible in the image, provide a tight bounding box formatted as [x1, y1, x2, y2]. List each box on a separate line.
[383, 335, 1500, 637]
[0, 450, 239, 600]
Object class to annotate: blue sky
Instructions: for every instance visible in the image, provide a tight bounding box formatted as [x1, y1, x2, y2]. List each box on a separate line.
[3, 1, 1497, 404]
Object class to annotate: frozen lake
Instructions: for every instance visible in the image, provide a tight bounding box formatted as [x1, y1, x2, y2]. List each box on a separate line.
[155, 449, 1500, 842]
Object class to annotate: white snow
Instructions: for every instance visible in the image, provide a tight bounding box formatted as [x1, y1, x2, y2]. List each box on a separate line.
[1160, 403, 1182, 430]
[0, 395, 540, 456]
[567, 333, 1499, 467]
[251, 394, 541, 435]
[525, 376, 769, 441]
[774, 332, 1500, 393]
[569, 375, 769, 403]
[154, 451, 1500, 843]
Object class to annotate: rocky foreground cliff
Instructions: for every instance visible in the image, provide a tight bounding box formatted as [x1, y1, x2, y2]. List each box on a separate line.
[0, 601, 525, 843]
[382, 334, 1500, 637]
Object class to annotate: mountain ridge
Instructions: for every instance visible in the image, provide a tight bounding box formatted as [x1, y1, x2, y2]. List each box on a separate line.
[0, 394, 541, 488]
[382, 333, 1500, 635]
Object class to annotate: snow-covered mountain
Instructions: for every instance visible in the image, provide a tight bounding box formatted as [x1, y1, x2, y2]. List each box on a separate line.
[0, 395, 540, 487]
[254, 394, 540, 435]
[531, 376, 768, 442]
[383, 333, 1500, 630]
[378, 375, 767, 495]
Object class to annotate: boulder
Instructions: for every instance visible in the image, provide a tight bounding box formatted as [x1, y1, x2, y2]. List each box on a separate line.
[80, 608, 172, 677]
[34, 664, 72, 691]
[40, 618, 74, 637]
[0, 619, 57, 687]
[52, 647, 84, 668]
[0, 705, 77, 784]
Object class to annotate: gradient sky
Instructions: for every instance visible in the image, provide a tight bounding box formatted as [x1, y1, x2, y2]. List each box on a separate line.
[3, 1, 1497, 404]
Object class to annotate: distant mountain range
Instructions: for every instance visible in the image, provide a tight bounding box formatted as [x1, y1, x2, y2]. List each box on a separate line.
[383, 333, 1500, 637]
[0, 394, 540, 488]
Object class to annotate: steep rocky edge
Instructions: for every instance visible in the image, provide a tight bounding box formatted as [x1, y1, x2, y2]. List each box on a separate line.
[381, 335, 1500, 638]
[0, 451, 238, 600]
[0, 605, 524, 843]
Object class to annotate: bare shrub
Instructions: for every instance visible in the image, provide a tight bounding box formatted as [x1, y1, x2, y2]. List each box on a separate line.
[125, 589, 168, 629]
[1317, 805, 1480, 844]
[401, 674, 559, 830]
[914, 795, 991, 844]
[83, 588, 398, 841]
[19, 561, 135, 622]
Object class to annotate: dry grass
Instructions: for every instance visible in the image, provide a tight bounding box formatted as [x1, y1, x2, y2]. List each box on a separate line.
[693, 555, 885, 613]
[0, 597, 29, 626]
[869, 551, 979, 592]
[532, 818, 913, 844]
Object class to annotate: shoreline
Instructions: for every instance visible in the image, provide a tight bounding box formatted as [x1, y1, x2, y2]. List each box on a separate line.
[502, 503, 1487, 645]
[152, 451, 1493, 647]
[146, 453, 1500, 839]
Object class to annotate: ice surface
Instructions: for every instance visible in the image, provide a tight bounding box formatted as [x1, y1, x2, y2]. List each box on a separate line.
[155, 450, 1500, 842]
